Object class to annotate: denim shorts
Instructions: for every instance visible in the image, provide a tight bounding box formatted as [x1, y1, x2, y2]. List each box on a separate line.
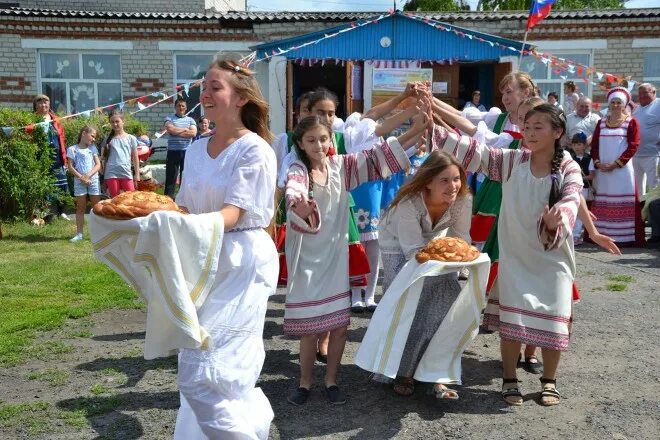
[73, 176, 101, 197]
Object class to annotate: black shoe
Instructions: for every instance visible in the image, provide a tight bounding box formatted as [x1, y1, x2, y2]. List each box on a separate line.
[351, 302, 366, 313]
[287, 387, 310, 406]
[522, 356, 543, 375]
[316, 351, 327, 364]
[324, 385, 346, 405]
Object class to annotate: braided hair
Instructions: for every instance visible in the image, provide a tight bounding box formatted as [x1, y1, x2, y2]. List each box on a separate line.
[291, 115, 333, 199]
[524, 103, 566, 208]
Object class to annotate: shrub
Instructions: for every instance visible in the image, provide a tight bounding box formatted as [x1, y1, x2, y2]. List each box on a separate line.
[0, 108, 58, 220]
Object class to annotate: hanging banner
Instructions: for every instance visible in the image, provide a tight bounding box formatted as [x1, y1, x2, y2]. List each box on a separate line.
[372, 68, 433, 92]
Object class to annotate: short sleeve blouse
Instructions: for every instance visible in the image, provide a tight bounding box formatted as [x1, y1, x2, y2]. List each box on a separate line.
[176, 133, 277, 229]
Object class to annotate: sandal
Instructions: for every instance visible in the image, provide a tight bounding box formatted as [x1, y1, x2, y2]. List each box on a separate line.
[502, 378, 523, 406]
[523, 355, 543, 375]
[540, 378, 560, 406]
[432, 383, 459, 400]
[393, 377, 415, 396]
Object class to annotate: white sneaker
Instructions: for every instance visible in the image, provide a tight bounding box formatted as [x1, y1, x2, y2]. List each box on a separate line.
[70, 233, 83, 242]
[60, 213, 71, 221]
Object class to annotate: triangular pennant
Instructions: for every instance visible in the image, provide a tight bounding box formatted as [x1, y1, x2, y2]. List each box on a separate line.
[118, 102, 125, 110]
[82, 110, 92, 118]
[627, 80, 636, 91]
[154, 131, 164, 139]
[137, 102, 146, 111]
[596, 72, 604, 80]
[183, 82, 191, 97]
[2, 127, 13, 137]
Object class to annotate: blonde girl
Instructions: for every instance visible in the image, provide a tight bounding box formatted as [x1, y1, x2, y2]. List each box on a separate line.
[101, 111, 140, 197]
[66, 125, 100, 242]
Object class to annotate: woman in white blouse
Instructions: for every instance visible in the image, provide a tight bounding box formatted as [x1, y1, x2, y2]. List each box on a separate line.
[378, 150, 472, 399]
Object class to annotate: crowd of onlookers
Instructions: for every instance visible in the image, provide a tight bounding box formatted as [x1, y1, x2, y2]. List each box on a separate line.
[464, 81, 659, 249]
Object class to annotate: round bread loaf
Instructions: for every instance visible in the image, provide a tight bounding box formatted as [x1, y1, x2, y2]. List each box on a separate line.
[415, 237, 480, 263]
[93, 191, 184, 219]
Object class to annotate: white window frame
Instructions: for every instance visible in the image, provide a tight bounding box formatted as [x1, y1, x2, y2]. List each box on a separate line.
[172, 51, 218, 119]
[37, 50, 123, 113]
[642, 50, 660, 83]
[523, 49, 594, 103]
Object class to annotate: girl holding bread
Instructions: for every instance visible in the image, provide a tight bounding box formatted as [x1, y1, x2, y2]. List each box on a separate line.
[172, 54, 277, 439]
[376, 150, 472, 399]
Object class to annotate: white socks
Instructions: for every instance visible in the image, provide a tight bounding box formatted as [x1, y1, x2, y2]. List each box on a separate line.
[363, 239, 380, 306]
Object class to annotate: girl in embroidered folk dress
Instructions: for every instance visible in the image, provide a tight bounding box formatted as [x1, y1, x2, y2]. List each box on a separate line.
[172, 55, 277, 440]
[431, 103, 582, 407]
[378, 150, 471, 399]
[308, 87, 423, 312]
[284, 114, 425, 406]
[590, 87, 646, 247]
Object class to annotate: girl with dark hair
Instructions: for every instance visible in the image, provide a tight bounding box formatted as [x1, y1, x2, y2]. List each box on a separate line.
[431, 103, 582, 407]
[367, 150, 472, 399]
[283, 111, 426, 406]
[173, 54, 277, 439]
[307, 85, 423, 312]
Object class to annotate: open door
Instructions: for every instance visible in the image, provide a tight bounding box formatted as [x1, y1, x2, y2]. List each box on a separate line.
[493, 61, 512, 110]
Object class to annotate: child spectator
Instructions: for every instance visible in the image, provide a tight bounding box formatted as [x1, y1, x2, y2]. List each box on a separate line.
[567, 132, 594, 244]
[66, 125, 101, 242]
[101, 111, 140, 197]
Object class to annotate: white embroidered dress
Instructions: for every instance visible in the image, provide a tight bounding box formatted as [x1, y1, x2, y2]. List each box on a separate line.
[431, 126, 582, 351]
[173, 133, 278, 440]
[283, 138, 410, 336]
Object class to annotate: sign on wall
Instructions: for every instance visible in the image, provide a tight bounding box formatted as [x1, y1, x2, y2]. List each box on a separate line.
[372, 68, 433, 92]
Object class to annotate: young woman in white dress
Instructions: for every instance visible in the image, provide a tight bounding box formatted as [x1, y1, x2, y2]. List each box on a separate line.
[173, 55, 278, 440]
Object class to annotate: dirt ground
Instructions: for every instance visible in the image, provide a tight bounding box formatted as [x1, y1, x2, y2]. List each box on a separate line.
[1, 243, 658, 440]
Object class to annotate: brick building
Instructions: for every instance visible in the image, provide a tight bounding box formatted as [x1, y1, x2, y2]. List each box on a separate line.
[0, 3, 658, 133]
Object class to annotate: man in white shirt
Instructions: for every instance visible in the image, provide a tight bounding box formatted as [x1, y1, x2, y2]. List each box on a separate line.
[632, 83, 660, 198]
[563, 97, 601, 148]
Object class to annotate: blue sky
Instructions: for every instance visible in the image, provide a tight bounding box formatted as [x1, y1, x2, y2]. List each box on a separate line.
[246, 0, 657, 12]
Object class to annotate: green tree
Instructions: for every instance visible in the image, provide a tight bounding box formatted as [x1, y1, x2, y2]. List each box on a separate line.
[403, 0, 626, 11]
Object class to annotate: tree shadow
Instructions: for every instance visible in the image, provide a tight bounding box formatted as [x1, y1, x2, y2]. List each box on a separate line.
[92, 331, 145, 342]
[76, 355, 177, 388]
[57, 390, 178, 440]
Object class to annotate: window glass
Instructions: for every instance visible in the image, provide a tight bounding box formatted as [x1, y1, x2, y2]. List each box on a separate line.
[40, 53, 79, 79]
[175, 54, 211, 80]
[643, 52, 660, 79]
[82, 54, 121, 80]
[41, 82, 66, 113]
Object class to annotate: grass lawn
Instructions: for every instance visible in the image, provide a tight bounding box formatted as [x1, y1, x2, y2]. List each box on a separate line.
[0, 219, 142, 366]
